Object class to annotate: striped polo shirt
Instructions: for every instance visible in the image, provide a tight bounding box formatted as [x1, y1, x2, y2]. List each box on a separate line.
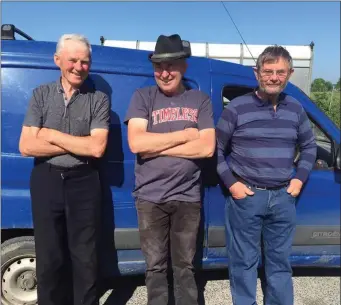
[216, 91, 317, 189]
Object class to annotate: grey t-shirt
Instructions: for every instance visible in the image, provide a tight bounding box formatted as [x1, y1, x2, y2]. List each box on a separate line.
[124, 85, 214, 203]
[23, 79, 110, 167]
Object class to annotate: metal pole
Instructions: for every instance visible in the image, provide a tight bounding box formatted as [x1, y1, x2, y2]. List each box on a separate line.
[307, 41, 314, 96]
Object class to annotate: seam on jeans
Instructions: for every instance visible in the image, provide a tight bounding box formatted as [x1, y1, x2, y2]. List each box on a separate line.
[225, 199, 238, 303]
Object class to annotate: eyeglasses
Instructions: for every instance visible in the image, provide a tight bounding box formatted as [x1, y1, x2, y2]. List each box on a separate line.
[259, 69, 290, 79]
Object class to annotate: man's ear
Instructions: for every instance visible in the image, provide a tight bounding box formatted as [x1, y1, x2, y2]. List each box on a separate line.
[253, 67, 259, 81]
[54, 54, 60, 68]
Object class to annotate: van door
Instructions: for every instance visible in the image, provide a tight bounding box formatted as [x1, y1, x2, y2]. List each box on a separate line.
[207, 73, 340, 267]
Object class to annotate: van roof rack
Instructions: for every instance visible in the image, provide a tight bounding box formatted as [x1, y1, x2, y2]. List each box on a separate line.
[1, 24, 34, 41]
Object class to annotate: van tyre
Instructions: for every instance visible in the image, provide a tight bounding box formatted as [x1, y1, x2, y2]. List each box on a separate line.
[1, 236, 37, 305]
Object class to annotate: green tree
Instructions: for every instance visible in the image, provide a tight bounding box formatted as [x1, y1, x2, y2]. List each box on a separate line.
[311, 92, 340, 127]
[325, 81, 333, 91]
[335, 78, 340, 91]
[311, 78, 327, 92]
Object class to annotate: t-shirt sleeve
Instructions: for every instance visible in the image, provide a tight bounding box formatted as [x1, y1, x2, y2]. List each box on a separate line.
[197, 95, 214, 130]
[124, 89, 149, 125]
[23, 87, 43, 128]
[90, 93, 111, 130]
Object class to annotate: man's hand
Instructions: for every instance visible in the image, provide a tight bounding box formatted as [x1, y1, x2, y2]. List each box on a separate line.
[287, 178, 303, 197]
[229, 181, 255, 200]
[37, 128, 57, 143]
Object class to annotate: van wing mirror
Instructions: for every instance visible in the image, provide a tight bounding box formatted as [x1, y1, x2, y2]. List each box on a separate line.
[182, 40, 191, 57]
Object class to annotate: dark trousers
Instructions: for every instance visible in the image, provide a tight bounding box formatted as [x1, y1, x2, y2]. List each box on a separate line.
[30, 163, 101, 305]
[225, 187, 297, 305]
[136, 199, 201, 305]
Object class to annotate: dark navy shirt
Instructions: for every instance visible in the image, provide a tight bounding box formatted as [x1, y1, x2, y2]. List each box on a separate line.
[125, 85, 214, 203]
[216, 91, 317, 188]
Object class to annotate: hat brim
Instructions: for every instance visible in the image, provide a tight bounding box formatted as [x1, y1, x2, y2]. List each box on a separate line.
[148, 51, 190, 63]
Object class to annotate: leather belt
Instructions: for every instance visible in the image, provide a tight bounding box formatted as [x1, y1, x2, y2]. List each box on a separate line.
[48, 163, 93, 172]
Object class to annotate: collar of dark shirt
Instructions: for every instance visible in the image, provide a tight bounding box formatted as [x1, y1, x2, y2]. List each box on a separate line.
[252, 87, 288, 107]
[56, 77, 95, 95]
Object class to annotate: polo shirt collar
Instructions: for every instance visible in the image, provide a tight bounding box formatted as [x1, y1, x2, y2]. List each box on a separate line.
[56, 77, 95, 95]
[252, 87, 287, 107]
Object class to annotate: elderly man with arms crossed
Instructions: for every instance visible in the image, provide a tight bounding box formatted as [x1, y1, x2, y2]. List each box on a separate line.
[19, 34, 110, 305]
[125, 34, 216, 305]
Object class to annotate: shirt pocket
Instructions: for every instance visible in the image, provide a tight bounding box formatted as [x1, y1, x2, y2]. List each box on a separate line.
[70, 117, 91, 136]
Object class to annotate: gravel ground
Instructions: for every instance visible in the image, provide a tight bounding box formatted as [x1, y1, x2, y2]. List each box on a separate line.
[99, 269, 340, 305]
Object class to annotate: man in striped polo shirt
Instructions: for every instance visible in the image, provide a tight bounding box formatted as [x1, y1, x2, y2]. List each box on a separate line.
[216, 46, 317, 305]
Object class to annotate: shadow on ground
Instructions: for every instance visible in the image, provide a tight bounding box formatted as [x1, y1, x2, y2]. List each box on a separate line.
[101, 268, 340, 305]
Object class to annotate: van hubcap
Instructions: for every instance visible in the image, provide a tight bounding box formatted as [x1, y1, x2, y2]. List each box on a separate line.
[2, 257, 37, 305]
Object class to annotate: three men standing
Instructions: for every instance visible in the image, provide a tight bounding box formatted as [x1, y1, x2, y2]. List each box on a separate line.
[20, 31, 316, 305]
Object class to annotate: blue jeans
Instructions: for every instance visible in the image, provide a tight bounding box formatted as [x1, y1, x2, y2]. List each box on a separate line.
[225, 186, 297, 305]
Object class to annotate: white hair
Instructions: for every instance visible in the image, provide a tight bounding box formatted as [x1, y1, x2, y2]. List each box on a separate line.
[56, 34, 92, 56]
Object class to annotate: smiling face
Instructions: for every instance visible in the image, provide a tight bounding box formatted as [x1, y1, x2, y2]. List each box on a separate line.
[153, 59, 187, 95]
[254, 57, 294, 96]
[54, 40, 91, 89]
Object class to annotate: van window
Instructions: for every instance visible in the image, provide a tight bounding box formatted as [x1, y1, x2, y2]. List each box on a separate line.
[221, 85, 333, 169]
[309, 120, 333, 169]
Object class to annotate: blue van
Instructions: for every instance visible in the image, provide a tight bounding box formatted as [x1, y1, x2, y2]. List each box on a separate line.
[1, 25, 340, 305]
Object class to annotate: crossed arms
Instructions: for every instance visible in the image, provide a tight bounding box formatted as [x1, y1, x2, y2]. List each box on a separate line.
[19, 126, 109, 158]
[127, 118, 216, 159]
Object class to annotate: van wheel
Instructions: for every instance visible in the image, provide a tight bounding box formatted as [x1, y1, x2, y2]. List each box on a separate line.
[1, 236, 37, 305]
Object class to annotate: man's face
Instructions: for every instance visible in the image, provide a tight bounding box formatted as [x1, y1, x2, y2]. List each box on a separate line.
[254, 57, 293, 95]
[153, 59, 187, 95]
[54, 40, 91, 88]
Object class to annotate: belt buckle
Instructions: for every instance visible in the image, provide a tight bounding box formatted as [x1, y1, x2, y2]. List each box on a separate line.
[255, 186, 267, 190]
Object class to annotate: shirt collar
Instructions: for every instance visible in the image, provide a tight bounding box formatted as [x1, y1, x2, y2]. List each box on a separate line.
[56, 77, 94, 95]
[252, 87, 288, 107]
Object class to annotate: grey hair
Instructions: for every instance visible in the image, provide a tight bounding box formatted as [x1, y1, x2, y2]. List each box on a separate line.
[56, 34, 92, 56]
[256, 45, 293, 70]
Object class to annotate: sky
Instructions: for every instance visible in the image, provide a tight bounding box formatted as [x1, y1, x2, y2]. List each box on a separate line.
[2, 1, 340, 83]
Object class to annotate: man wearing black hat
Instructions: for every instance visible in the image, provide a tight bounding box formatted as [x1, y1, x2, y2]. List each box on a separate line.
[125, 34, 216, 305]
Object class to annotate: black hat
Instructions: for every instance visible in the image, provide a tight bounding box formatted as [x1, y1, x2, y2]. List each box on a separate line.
[149, 34, 191, 63]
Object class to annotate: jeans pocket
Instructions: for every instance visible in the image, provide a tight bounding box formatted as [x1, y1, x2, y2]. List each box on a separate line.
[231, 195, 249, 204]
[284, 189, 297, 204]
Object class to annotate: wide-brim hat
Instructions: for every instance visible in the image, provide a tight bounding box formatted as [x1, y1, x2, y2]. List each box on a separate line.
[149, 34, 191, 63]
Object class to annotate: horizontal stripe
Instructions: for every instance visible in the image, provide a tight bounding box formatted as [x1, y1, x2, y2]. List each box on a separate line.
[231, 137, 298, 148]
[230, 95, 256, 107]
[216, 116, 236, 134]
[300, 147, 318, 156]
[217, 159, 229, 174]
[238, 111, 274, 125]
[231, 155, 296, 168]
[298, 159, 315, 170]
[234, 128, 298, 140]
[300, 118, 314, 133]
[237, 119, 298, 130]
[232, 146, 295, 159]
[276, 109, 300, 122]
[232, 164, 294, 180]
[235, 103, 270, 114]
